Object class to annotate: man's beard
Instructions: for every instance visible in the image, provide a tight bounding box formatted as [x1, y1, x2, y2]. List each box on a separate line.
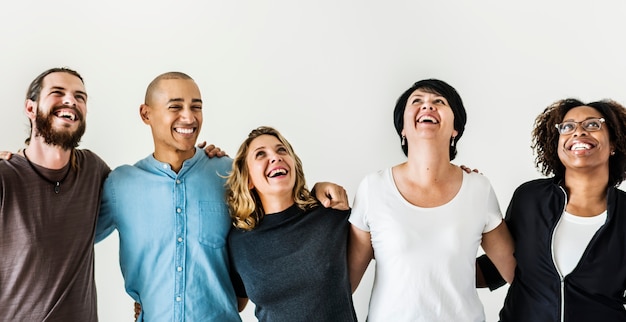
[34, 107, 86, 150]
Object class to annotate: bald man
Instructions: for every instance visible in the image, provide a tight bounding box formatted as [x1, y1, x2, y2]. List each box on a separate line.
[95, 72, 348, 322]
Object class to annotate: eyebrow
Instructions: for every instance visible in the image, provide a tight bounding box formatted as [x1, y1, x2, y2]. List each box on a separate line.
[252, 143, 283, 152]
[409, 93, 444, 99]
[563, 116, 603, 122]
[50, 86, 88, 98]
[167, 98, 203, 104]
[252, 146, 266, 153]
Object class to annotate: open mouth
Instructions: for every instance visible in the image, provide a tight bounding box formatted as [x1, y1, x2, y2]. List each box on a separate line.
[174, 127, 196, 135]
[267, 168, 287, 178]
[417, 115, 439, 124]
[54, 110, 77, 121]
[569, 142, 595, 151]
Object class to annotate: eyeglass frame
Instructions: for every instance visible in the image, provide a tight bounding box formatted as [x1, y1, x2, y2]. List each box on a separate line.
[554, 117, 606, 135]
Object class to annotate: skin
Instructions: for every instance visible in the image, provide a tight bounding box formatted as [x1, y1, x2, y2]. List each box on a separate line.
[558, 106, 612, 217]
[246, 134, 297, 214]
[134, 78, 349, 316]
[22, 72, 87, 168]
[140, 78, 202, 173]
[349, 89, 516, 292]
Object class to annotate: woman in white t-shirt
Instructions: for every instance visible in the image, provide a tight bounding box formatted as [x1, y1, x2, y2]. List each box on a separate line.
[348, 79, 516, 322]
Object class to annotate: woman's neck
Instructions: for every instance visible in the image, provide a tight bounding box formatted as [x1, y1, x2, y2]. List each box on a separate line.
[563, 169, 609, 217]
[260, 193, 294, 215]
[403, 141, 455, 184]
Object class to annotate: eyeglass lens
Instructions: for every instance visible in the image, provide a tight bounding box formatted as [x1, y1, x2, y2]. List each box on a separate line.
[558, 118, 604, 134]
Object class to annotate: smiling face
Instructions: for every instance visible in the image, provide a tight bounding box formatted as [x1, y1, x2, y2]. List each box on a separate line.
[141, 77, 202, 160]
[246, 134, 296, 205]
[557, 106, 612, 173]
[28, 72, 87, 150]
[402, 89, 458, 146]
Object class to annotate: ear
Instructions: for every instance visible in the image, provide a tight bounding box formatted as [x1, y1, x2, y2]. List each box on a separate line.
[139, 104, 150, 124]
[452, 129, 459, 138]
[25, 99, 37, 121]
[248, 178, 255, 190]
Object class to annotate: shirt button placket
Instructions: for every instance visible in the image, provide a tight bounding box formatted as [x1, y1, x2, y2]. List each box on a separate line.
[174, 177, 185, 321]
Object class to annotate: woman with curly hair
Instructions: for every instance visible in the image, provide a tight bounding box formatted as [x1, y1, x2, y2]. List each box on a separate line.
[479, 98, 626, 321]
[225, 126, 356, 322]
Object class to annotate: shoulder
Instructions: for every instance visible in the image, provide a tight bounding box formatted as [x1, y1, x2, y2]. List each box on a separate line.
[208, 155, 233, 169]
[309, 205, 351, 218]
[359, 168, 391, 185]
[514, 177, 554, 194]
[74, 149, 109, 167]
[197, 154, 233, 173]
[609, 186, 626, 201]
[462, 172, 498, 196]
[464, 171, 493, 186]
[106, 164, 139, 182]
[74, 149, 111, 178]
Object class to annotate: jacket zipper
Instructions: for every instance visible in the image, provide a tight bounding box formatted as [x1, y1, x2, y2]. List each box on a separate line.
[550, 186, 568, 322]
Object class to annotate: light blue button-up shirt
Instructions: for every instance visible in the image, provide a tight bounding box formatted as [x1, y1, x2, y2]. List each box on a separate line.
[96, 148, 241, 322]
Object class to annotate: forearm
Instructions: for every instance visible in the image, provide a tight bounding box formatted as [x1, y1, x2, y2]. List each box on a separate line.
[348, 225, 374, 293]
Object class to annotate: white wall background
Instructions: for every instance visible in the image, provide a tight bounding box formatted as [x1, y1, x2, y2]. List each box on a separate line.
[2, 1, 626, 321]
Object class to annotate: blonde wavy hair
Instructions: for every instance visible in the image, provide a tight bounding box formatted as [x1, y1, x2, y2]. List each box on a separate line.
[226, 126, 318, 231]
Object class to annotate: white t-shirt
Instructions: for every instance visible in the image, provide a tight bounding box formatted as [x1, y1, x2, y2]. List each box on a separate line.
[553, 210, 607, 276]
[349, 168, 503, 322]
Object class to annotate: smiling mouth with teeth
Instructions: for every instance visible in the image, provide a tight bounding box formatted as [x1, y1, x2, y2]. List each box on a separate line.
[570, 142, 593, 150]
[175, 128, 195, 134]
[268, 168, 287, 178]
[417, 116, 439, 124]
[55, 111, 77, 121]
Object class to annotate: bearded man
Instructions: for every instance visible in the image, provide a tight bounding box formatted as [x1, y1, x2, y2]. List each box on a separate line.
[0, 67, 110, 321]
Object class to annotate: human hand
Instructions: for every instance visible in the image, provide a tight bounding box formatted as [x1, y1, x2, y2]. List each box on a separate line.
[134, 302, 141, 321]
[0, 151, 14, 160]
[312, 182, 349, 210]
[197, 141, 228, 158]
[460, 164, 480, 174]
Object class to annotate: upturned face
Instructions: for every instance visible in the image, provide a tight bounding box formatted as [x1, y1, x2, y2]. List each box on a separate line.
[402, 89, 458, 146]
[557, 106, 612, 173]
[246, 134, 296, 202]
[29, 72, 87, 149]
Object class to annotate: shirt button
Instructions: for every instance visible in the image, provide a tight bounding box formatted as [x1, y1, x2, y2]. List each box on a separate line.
[163, 164, 168, 169]
[177, 266, 183, 272]
[177, 237, 183, 242]
[176, 179, 181, 184]
[176, 296, 182, 302]
[177, 208, 181, 213]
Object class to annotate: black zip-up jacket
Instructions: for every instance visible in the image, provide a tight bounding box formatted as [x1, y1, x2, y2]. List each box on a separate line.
[479, 177, 626, 322]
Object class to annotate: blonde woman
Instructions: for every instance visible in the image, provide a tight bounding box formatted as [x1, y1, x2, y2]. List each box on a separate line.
[226, 126, 357, 322]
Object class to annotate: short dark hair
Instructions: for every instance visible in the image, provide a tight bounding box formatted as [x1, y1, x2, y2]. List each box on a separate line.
[26, 67, 84, 101]
[24, 67, 84, 145]
[393, 79, 467, 160]
[532, 98, 626, 187]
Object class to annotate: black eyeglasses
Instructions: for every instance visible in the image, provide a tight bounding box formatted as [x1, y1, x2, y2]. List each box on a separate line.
[555, 118, 605, 135]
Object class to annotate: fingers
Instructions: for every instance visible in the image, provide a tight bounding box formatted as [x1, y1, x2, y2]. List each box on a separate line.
[196, 141, 207, 149]
[134, 302, 141, 321]
[0, 151, 13, 161]
[328, 198, 350, 211]
[459, 164, 481, 174]
[202, 144, 228, 158]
